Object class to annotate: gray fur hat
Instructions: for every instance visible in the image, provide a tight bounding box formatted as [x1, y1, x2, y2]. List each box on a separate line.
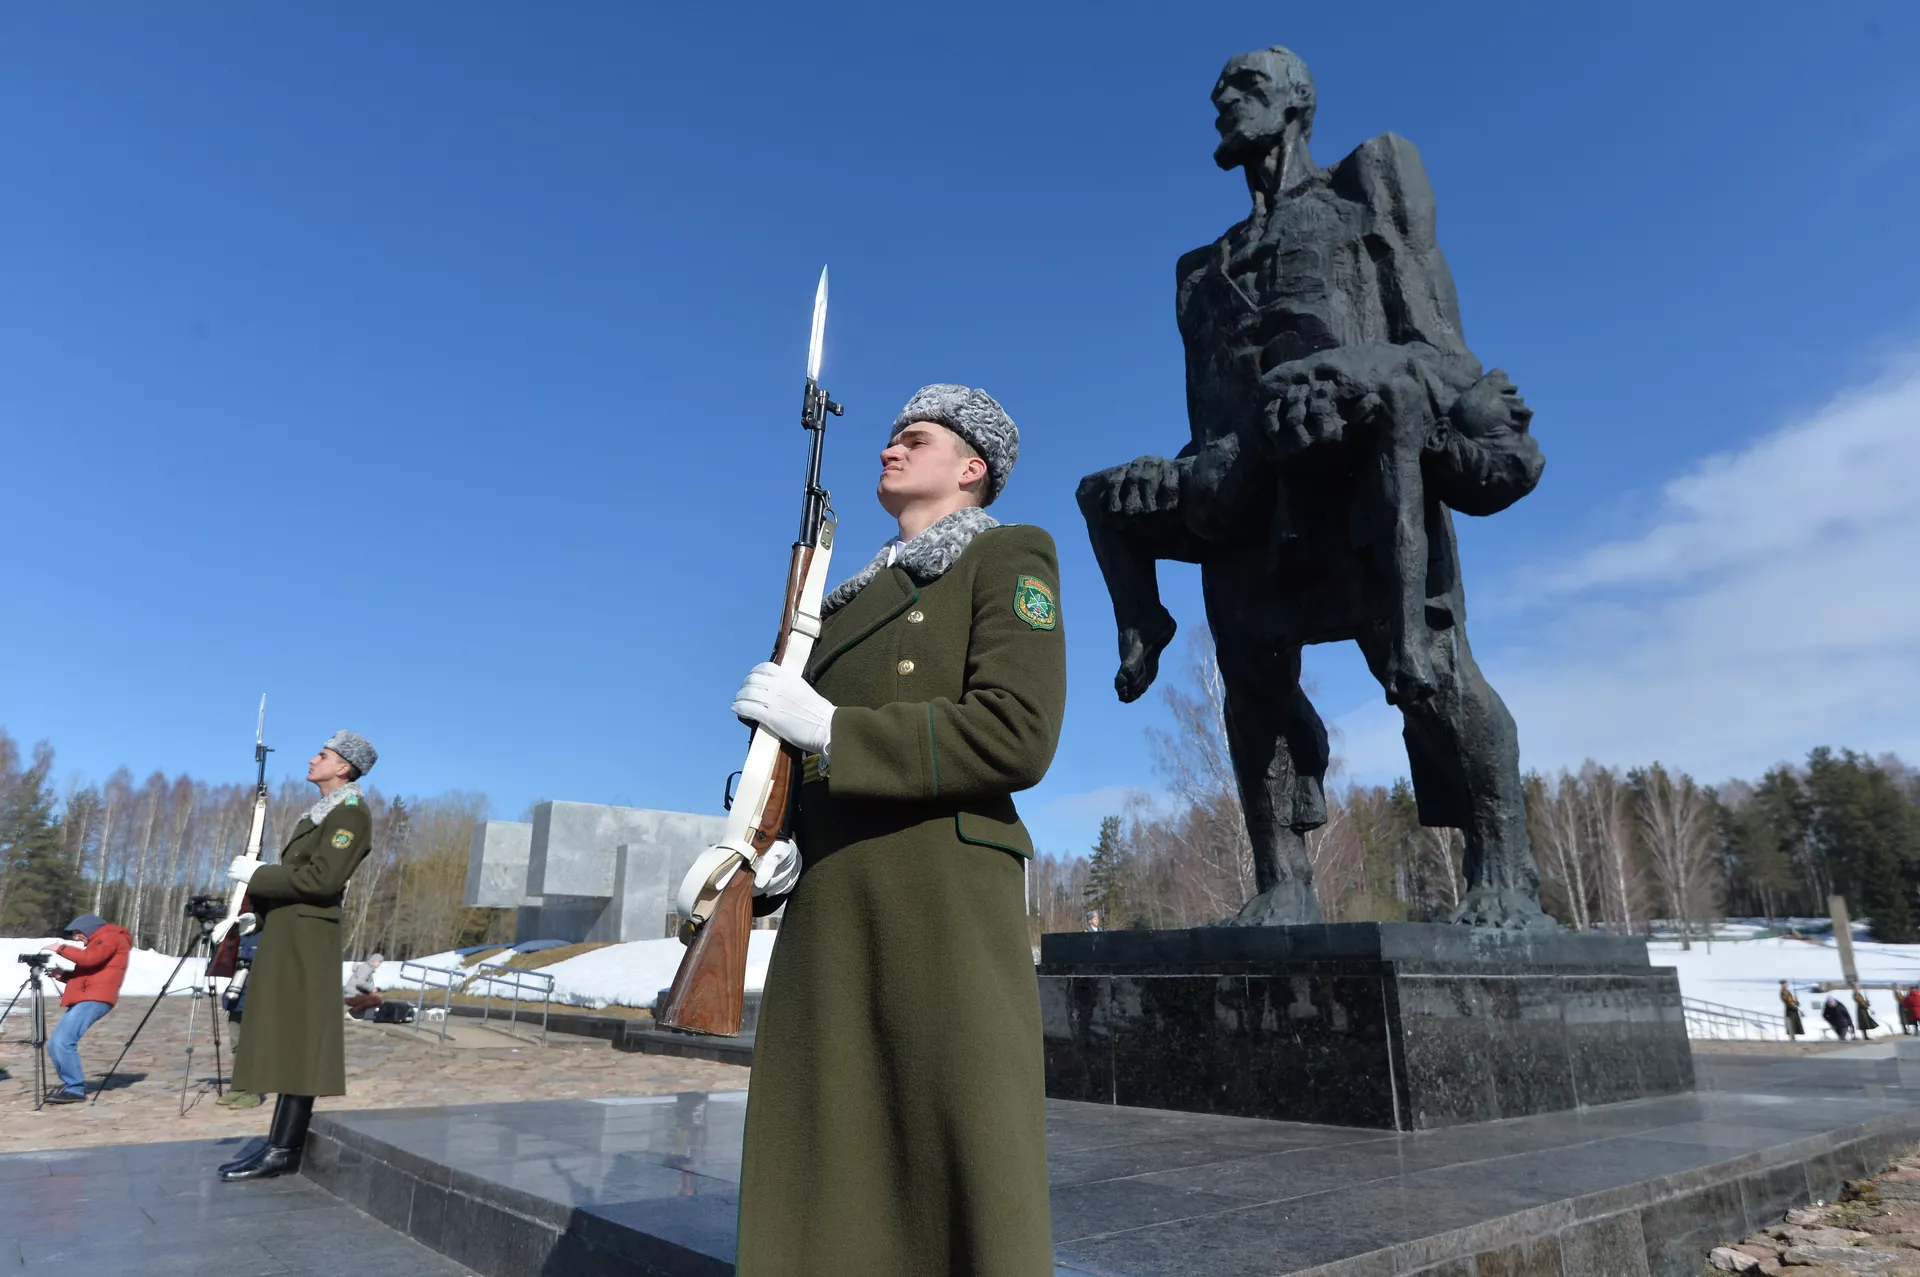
[891, 384, 1019, 505]
[324, 730, 378, 776]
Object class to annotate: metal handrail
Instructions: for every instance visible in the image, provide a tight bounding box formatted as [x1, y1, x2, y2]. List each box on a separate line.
[1681, 995, 1785, 1041]
[397, 960, 463, 1045]
[468, 960, 554, 1046]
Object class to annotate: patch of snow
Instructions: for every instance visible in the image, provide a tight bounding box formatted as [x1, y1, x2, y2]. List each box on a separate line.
[1649, 933, 1920, 1030]
[0, 935, 207, 1001]
[536, 934, 778, 1011]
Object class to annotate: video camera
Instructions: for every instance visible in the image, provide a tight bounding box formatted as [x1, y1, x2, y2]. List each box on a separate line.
[184, 894, 227, 925]
[16, 952, 51, 968]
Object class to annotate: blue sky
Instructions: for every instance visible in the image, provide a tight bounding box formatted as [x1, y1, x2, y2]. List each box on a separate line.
[4, 3, 1918, 859]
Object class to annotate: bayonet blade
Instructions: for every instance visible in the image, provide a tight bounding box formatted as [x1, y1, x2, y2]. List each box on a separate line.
[806, 266, 829, 383]
[255, 694, 267, 745]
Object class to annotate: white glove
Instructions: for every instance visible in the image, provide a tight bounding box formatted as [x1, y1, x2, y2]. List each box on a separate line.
[676, 844, 745, 919]
[45, 951, 76, 973]
[228, 856, 259, 885]
[210, 912, 258, 947]
[753, 840, 801, 898]
[732, 662, 834, 756]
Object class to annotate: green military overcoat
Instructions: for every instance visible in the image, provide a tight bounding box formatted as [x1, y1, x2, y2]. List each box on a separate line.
[735, 522, 1066, 1277]
[230, 790, 373, 1097]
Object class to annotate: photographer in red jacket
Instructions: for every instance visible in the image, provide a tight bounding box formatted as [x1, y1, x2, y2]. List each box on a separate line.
[42, 913, 132, 1104]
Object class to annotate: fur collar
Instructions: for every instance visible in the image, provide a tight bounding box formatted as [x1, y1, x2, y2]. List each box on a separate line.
[303, 780, 365, 827]
[821, 507, 1001, 616]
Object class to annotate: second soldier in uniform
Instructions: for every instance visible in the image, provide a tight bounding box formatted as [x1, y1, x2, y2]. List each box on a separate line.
[220, 730, 378, 1182]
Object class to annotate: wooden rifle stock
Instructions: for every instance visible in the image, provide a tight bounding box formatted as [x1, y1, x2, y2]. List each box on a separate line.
[657, 544, 817, 1036]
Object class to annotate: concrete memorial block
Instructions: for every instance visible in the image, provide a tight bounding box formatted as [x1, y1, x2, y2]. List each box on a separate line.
[597, 814, 728, 942]
[463, 820, 535, 909]
[528, 801, 702, 898]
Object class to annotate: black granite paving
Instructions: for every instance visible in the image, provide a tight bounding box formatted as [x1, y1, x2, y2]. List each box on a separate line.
[296, 1046, 1920, 1277]
[16, 1047, 1920, 1276]
[0, 1137, 473, 1274]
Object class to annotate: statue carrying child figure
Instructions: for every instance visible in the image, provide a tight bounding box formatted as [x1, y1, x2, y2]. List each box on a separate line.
[1079, 45, 1554, 930]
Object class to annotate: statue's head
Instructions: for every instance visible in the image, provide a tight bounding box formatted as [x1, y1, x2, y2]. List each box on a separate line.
[1211, 46, 1316, 172]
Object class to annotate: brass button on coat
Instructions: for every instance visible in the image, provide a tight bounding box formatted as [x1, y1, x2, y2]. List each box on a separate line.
[906, 610, 925, 624]
[896, 659, 916, 676]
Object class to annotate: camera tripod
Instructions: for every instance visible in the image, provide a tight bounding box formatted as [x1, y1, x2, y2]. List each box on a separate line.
[1, 959, 54, 1112]
[92, 917, 229, 1113]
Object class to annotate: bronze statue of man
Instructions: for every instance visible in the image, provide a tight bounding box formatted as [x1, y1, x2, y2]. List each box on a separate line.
[1078, 45, 1553, 929]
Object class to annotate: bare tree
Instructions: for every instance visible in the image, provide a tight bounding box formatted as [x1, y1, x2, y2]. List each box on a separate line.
[1634, 762, 1721, 949]
[1578, 762, 1642, 932]
[90, 769, 131, 914]
[1528, 771, 1591, 931]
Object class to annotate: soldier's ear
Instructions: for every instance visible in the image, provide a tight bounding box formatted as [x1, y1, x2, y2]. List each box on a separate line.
[958, 456, 989, 499]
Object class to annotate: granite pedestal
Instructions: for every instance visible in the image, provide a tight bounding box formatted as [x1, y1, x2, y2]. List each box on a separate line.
[1039, 923, 1693, 1130]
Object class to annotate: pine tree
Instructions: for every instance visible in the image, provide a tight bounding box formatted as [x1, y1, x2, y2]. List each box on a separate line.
[1807, 748, 1917, 943]
[0, 745, 79, 935]
[1084, 815, 1131, 929]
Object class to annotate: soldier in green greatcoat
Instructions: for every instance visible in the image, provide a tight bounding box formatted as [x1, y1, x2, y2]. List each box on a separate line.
[219, 730, 377, 1183]
[728, 384, 1064, 1275]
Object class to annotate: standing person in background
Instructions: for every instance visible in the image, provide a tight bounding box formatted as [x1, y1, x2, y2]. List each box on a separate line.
[1897, 985, 1914, 1036]
[1823, 992, 1854, 1041]
[40, 913, 132, 1104]
[1853, 983, 1880, 1039]
[219, 731, 378, 1183]
[1780, 981, 1804, 1039]
[1903, 986, 1920, 1037]
[344, 953, 384, 1018]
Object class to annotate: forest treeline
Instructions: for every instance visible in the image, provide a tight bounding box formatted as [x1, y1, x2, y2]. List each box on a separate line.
[1031, 634, 1920, 945]
[0, 729, 510, 958]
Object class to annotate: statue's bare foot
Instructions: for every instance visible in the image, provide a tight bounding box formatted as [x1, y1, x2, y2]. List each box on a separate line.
[1115, 610, 1177, 704]
[1212, 882, 1323, 927]
[1449, 888, 1556, 931]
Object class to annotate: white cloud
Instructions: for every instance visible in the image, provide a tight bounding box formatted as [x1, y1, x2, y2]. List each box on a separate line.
[1338, 355, 1920, 785]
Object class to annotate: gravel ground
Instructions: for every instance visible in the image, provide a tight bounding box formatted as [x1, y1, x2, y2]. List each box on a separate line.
[1708, 1144, 1920, 1273]
[0, 994, 749, 1154]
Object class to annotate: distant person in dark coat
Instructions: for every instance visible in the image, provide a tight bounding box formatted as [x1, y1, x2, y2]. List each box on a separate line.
[1780, 981, 1804, 1038]
[1897, 985, 1915, 1036]
[1823, 993, 1854, 1040]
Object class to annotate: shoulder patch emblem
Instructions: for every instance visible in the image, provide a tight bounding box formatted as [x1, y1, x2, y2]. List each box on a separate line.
[331, 829, 355, 849]
[1012, 575, 1059, 631]
[344, 795, 361, 807]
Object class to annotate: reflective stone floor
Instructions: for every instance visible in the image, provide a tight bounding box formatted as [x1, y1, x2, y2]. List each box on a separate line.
[0, 1137, 472, 1274]
[298, 1047, 1920, 1276]
[14, 1048, 1920, 1276]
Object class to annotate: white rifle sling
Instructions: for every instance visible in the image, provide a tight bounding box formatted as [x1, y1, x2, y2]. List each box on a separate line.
[680, 518, 837, 928]
[213, 797, 268, 944]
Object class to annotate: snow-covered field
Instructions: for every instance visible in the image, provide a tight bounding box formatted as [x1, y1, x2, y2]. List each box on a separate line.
[374, 935, 779, 1012]
[1649, 927, 1920, 1030]
[0, 935, 209, 1002]
[8, 922, 1915, 1029]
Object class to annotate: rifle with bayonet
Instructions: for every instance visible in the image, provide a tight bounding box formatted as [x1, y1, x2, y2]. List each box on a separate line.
[656, 267, 842, 1036]
[208, 696, 272, 978]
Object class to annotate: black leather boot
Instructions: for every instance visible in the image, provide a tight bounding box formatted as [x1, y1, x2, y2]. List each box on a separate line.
[217, 1095, 284, 1178]
[220, 1094, 313, 1182]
